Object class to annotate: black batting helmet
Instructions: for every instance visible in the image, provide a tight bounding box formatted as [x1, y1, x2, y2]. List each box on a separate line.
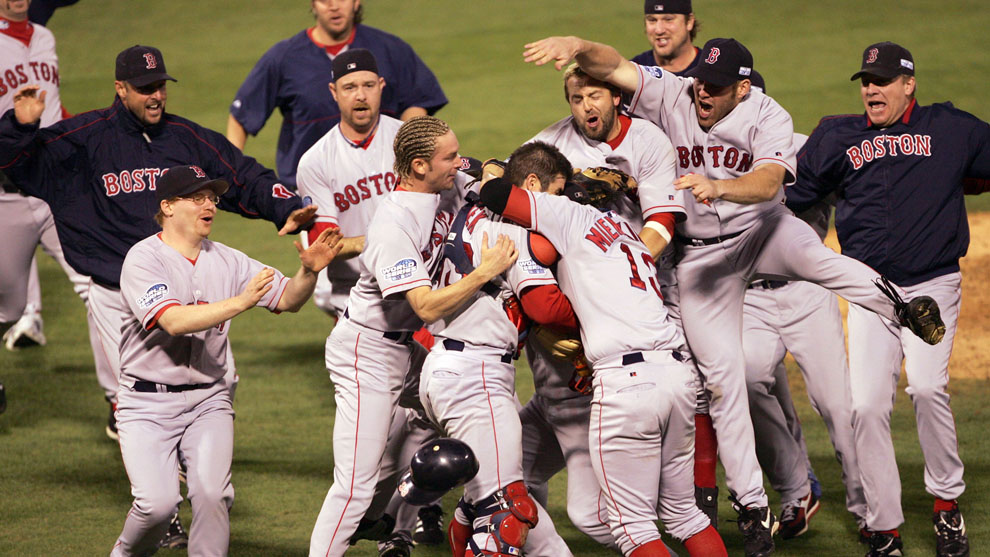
[397, 438, 480, 505]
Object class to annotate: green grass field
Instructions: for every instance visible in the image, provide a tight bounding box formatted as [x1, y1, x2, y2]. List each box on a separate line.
[2, 1, 989, 555]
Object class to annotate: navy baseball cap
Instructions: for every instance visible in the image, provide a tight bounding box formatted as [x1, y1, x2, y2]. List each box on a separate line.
[115, 45, 176, 87]
[850, 42, 915, 81]
[750, 69, 766, 92]
[156, 165, 229, 203]
[332, 48, 379, 82]
[644, 0, 692, 14]
[685, 38, 754, 87]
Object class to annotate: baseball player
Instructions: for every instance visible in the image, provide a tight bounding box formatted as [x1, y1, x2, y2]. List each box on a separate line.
[479, 145, 726, 557]
[227, 0, 447, 189]
[110, 165, 342, 557]
[523, 35, 947, 557]
[308, 116, 518, 557]
[518, 66, 688, 552]
[786, 42, 990, 557]
[420, 152, 578, 556]
[631, 0, 700, 74]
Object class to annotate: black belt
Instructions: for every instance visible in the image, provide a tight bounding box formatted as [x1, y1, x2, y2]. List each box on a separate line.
[442, 339, 513, 364]
[675, 229, 744, 247]
[748, 280, 789, 290]
[622, 351, 683, 366]
[133, 380, 216, 393]
[343, 308, 413, 344]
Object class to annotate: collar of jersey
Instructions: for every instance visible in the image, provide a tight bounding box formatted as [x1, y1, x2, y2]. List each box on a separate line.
[863, 98, 918, 130]
[0, 17, 33, 47]
[339, 118, 379, 150]
[113, 96, 166, 136]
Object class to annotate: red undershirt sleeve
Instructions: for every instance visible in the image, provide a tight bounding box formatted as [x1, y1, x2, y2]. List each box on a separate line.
[519, 284, 578, 331]
[307, 221, 339, 244]
[644, 212, 676, 239]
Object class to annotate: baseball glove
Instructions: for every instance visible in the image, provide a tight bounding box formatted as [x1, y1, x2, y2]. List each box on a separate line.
[570, 167, 638, 209]
[531, 325, 582, 361]
[481, 158, 506, 185]
[874, 276, 945, 345]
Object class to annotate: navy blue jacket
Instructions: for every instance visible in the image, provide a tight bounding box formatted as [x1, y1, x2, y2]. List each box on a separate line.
[786, 100, 990, 285]
[0, 97, 304, 288]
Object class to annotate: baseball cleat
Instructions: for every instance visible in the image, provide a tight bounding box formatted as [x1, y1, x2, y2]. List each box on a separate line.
[731, 497, 777, 557]
[157, 511, 188, 549]
[808, 469, 823, 499]
[779, 491, 820, 539]
[412, 503, 445, 546]
[873, 277, 945, 345]
[105, 399, 119, 441]
[349, 514, 395, 545]
[864, 530, 903, 556]
[695, 486, 718, 530]
[378, 532, 414, 557]
[934, 508, 969, 557]
[3, 313, 46, 350]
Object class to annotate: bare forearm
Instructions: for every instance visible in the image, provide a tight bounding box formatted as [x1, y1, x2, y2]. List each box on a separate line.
[715, 165, 785, 204]
[276, 267, 319, 312]
[226, 115, 248, 150]
[406, 271, 493, 324]
[639, 227, 669, 260]
[158, 299, 248, 336]
[336, 236, 365, 260]
[399, 106, 428, 121]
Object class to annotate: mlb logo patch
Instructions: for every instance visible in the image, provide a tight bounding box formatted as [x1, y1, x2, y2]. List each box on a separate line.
[382, 258, 418, 282]
[137, 283, 169, 309]
[645, 66, 664, 79]
[347, 62, 357, 70]
[653, 3, 664, 10]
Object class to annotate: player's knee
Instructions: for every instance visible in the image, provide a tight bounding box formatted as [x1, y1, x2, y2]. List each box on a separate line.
[850, 398, 891, 426]
[906, 382, 950, 406]
[134, 492, 182, 525]
[189, 480, 234, 512]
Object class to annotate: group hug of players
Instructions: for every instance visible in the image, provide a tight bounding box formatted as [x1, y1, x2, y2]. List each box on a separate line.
[2, 1, 988, 557]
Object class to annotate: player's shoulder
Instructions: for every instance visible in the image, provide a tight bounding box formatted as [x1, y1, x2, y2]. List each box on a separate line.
[123, 234, 166, 263]
[809, 112, 865, 137]
[533, 116, 576, 142]
[924, 101, 986, 126]
[353, 24, 413, 49]
[163, 113, 223, 142]
[260, 29, 313, 62]
[630, 50, 655, 66]
[28, 22, 56, 45]
[378, 114, 404, 135]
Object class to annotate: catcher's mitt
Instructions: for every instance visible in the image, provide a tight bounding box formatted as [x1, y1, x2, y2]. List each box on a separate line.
[530, 325, 582, 361]
[569, 166, 638, 209]
[481, 158, 506, 185]
[874, 276, 945, 345]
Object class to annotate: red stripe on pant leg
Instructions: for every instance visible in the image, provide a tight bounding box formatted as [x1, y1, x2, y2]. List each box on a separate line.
[481, 360, 502, 488]
[595, 377, 639, 546]
[327, 332, 362, 555]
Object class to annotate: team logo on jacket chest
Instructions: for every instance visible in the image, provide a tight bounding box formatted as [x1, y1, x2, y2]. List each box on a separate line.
[675, 145, 753, 172]
[0, 62, 59, 97]
[845, 134, 932, 170]
[334, 172, 398, 211]
[102, 168, 164, 196]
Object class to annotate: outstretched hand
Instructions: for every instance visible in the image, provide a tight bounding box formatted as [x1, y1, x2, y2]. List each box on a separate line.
[237, 268, 275, 310]
[675, 173, 722, 204]
[278, 204, 318, 236]
[476, 232, 519, 280]
[523, 37, 583, 71]
[13, 86, 46, 126]
[295, 227, 343, 273]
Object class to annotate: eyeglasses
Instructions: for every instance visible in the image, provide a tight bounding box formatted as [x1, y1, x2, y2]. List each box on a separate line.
[178, 192, 219, 205]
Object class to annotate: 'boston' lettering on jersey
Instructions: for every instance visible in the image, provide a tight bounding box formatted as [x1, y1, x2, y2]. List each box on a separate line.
[675, 145, 753, 172]
[845, 133, 933, 170]
[585, 213, 639, 252]
[333, 171, 398, 211]
[103, 168, 164, 196]
[0, 62, 59, 97]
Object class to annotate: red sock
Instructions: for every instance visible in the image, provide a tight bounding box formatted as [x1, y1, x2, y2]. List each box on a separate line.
[630, 539, 671, 556]
[875, 529, 900, 536]
[934, 498, 958, 513]
[683, 525, 728, 557]
[694, 413, 717, 487]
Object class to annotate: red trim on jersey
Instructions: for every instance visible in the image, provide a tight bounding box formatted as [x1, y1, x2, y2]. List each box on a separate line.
[60, 105, 72, 120]
[0, 18, 34, 46]
[184, 255, 198, 265]
[307, 26, 356, 56]
[326, 331, 363, 554]
[644, 212, 676, 239]
[268, 275, 290, 313]
[528, 233, 558, 266]
[308, 221, 339, 245]
[606, 115, 632, 151]
[481, 360, 504, 488]
[500, 187, 532, 227]
[518, 284, 577, 330]
[145, 301, 181, 330]
[628, 65, 648, 115]
[900, 98, 917, 124]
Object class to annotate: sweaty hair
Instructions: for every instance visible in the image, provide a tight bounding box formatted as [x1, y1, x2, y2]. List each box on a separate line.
[563, 64, 621, 99]
[505, 141, 573, 190]
[393, 115, 451, 179]
[690, 16, 700, 41]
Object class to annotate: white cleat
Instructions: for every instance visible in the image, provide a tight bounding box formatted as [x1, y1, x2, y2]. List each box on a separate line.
[3, 313, 46, 351]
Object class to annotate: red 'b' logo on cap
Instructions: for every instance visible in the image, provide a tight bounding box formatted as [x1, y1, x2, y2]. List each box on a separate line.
[190, 165, 207, 178]
[866, 48, 879, 64]
[143, 53, 158, 69]
[706, 48, 720, 64]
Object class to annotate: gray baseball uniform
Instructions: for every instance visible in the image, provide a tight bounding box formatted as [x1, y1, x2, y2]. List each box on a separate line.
[111, 233, 289, 556]
[626, 63, 905, 509]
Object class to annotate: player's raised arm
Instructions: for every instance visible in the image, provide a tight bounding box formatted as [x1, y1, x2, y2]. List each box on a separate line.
[225, 114, 248, 151]
[276, 228, 344, 312]
[404, 232, 518, 324]
[523, 36, 639, 93]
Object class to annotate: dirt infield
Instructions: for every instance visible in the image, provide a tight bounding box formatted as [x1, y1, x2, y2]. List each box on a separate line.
[824, 212, 990, 380]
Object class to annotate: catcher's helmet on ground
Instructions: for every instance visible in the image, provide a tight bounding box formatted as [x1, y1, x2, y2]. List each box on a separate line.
[398, 438, 480, 505]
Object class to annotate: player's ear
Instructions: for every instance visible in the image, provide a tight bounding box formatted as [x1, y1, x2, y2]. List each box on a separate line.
[378, 76, 386, 90]
[686, 13, 696, 32]
[903, 76, 916, 97]
[411, 157, 429, 177]
[522, 173, 543, 192]
[114, 81, 128, 100]
[328, 83, 338, 102]
[736, 79, 751, 100]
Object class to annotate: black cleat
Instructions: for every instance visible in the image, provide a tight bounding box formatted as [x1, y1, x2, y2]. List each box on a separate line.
[934, 508, 969, 557]
[779, 491, 820, 539]
[157, 511, 188, 549]
[350, 514, 395, 545]
[412, 503, 445, 545]
[731, 497, 777, 557]
[864, 530, 903, 556]
[379, 532, 413, 557]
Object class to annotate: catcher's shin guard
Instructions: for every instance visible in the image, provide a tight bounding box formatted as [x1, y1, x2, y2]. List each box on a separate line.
[468, 481, 539, 556]
[449, 497, 475, 557]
